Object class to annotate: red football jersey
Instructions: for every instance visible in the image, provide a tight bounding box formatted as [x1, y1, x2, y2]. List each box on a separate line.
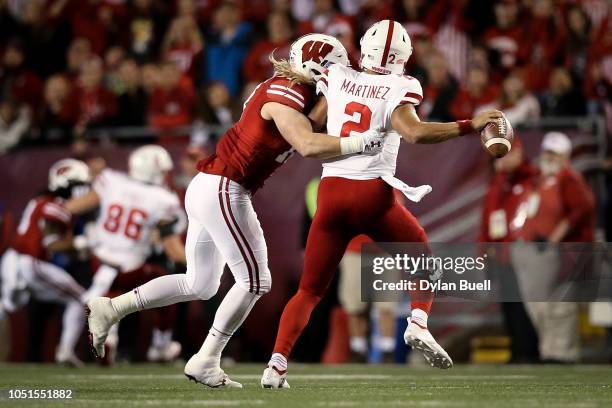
[13, 195, 72, 260]
[197, 76, 315, 191]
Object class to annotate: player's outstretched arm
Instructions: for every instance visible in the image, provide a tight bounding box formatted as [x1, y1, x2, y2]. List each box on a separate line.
[262, 102, 377, 159]
[158, 220, 187, 264]
[64, 190, 101, 215]
[391, 104, 503, 144]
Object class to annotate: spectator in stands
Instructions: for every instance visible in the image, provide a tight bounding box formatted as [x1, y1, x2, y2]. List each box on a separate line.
[479, 72, 540, 126]
[61, 57, 118, 136]
[540, 67, 587, 116]
[450, 66, 498, 120]
[127, 0, 168, 62]
[419, 51, 458, 122]
[0, 97, 31, 154]
[36, 75, 72, 143]
[479, 137, 540, 363]
[482, 0, 524, 78]
[243, 12, 293, 86]
[116, 59, 147, 127]
[196, 81, 235, 144]
[565, 6, 592, 85]
[162, 15, 203, 79]
[298, 0, 356, 63]
[141, 62, 160, 94]
[522, 0, 566, 92]
[512, 132, 596, 363]
[203, 1, 253, 96]
[0, 39, 43, 111]
[148, 61, 197, 134]
[104, 46, 127, 94]
[65, 38, 93, 80]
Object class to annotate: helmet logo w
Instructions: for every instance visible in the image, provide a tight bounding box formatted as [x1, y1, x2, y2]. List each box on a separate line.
[301, 41, 334, 63]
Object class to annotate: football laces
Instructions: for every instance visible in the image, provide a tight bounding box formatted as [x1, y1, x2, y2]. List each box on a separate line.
[497, 117, 506, 136]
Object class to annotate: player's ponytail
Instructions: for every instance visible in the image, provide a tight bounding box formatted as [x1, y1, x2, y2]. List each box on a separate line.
[269, 52, 313, 85]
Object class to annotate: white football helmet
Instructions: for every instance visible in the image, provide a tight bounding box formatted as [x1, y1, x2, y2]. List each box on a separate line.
[289, 33, 349, 81]
[360, 20, 412, 75]
[128, 145, 173, 185]
[48, 159, 90, 191]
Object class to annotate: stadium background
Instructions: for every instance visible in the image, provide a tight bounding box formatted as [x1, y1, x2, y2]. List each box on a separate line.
[0, 0, 611, 365]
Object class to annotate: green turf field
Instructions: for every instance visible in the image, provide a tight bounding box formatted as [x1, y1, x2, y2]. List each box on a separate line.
[0, 363, 611, 407]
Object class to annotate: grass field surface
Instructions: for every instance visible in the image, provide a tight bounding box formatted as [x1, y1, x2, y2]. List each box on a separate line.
[0, 363, 611, 407]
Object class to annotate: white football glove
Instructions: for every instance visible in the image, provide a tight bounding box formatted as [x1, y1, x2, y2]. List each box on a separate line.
[360, 128, 385, 155]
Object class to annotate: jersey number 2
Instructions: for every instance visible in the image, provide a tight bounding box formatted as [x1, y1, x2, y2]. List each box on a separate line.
[103, 204, 148, 240]
[340, 102, 372, 137]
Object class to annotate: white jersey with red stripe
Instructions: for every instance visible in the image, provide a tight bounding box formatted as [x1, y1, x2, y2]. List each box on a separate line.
[317, 64, 423, 180]
[91, 169, 184, 272]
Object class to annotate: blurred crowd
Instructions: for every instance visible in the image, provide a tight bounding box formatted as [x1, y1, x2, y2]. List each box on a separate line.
[0, 0, 611, 153]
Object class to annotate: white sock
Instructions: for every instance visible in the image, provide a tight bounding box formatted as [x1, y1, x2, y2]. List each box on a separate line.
[350, 336, 368, 354]
[152, 328, 173, 349]
[411, 308, 428, 328]
[376, 336, 395, 352]
[196, 284, 260, 363]
[112, 275, 199, 318]
[269, 353, 287, 371]
[58, 300, 85, 353]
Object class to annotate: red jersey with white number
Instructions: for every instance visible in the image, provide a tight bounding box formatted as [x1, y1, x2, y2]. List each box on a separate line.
[13, 195, 72, 260]
[91, 169, 184, 272]
[316, 64, 423, 180]
[197, 76, 315, 191]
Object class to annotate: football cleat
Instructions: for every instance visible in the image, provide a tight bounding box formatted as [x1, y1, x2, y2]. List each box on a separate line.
[184, 355, 242, 389]
[147, 341, 182, 363]
[261, 366, 290, 389]
[55, 347, 84, 368]
[85, 297, 119, 358]
[404, 319, 453, 369]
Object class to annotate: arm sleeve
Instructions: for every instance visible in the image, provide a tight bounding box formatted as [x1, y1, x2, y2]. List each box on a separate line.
[157, 194, 186, 236]
[265, 79, 308, 113]
[41, 202, 72, 226]
[92, 169, 115, 196]
[315, 69, 330, 97]
[386, 76, 423, 123]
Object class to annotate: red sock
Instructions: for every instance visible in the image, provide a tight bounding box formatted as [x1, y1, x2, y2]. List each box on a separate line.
[272, 290, 322, 357]
[410, 278, 434, 315]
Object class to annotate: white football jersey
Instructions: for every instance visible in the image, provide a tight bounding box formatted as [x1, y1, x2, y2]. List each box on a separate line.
[91, 169, 185, 272]
[317, 64, 423, 180]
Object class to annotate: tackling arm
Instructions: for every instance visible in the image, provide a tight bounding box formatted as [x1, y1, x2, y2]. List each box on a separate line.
[391, 104, 503, 144]
[261, 102, 369, 159]
[64, 190, 101, 215]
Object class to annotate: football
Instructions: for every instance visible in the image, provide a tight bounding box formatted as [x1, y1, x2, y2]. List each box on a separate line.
[480, 114, 514, 158]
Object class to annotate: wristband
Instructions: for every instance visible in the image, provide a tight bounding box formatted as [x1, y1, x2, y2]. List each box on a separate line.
[456, 120, 473, 136]
[340, 135, 365, 155]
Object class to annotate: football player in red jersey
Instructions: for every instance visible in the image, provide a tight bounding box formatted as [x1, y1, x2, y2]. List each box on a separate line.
[85, 33, 384, 388]
[0, 159, 91, 366]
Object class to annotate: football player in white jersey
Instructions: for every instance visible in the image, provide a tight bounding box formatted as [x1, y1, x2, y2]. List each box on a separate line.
[262, 20, 503, 388]
[65, 145, 187, 362]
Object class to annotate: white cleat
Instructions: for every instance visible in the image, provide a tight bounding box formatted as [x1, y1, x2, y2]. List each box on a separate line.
[147, 341, 182, 363]
[404, 320, 453, 369]
[261, 366, 290, 389]
[184, 355, 242, 389]
[55, 347, 84, 368]
[85, 297, 119, 359]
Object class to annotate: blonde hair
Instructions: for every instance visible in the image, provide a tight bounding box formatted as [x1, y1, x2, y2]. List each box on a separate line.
[269, 53, 313, 85]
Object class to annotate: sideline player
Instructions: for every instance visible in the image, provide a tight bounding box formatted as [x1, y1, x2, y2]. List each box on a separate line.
[0, 159, 90, 366]
[65, 145, 186, 362]
[262, 20, 503, 388]
[84, 34, 384, 388]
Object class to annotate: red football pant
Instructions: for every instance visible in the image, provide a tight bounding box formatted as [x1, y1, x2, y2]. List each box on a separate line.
[273, 177, 433, 358]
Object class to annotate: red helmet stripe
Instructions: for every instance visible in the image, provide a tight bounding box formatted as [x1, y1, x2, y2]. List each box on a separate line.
[380, 21, 395, 67]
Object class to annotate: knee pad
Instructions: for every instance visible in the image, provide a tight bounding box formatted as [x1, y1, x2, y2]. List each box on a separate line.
[234, 263, 272, 296]
[185, 270, 221, 301]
